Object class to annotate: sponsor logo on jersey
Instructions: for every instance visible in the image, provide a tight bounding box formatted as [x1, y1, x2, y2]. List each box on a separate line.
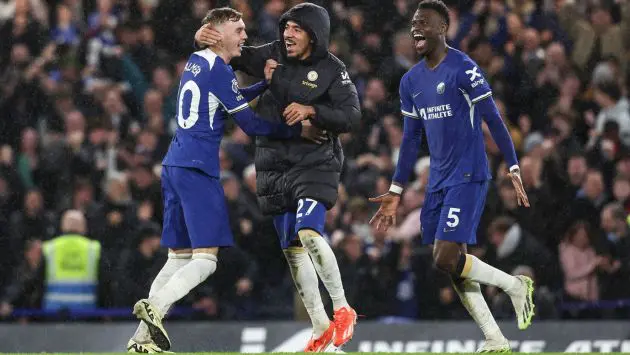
[419, 104, 453, 120]
[466, 66, 481, 81]
[466, 66, 485, 88]
[302, 80, 318, 89]
[340, 70, 352, 85]
[231, 79, 239, 93]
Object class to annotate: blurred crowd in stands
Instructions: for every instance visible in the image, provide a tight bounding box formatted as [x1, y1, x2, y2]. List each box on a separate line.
[0, 0, 629, 322]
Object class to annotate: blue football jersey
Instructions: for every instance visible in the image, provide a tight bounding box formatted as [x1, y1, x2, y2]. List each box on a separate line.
[162, 49, 250, 178]
[399, 48, 493, 192]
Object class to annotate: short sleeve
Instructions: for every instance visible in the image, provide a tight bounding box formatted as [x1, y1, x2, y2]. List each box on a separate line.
[399, 75, 418, 119]
[209, 62, 249, 114]
[456, 56, 492, 104]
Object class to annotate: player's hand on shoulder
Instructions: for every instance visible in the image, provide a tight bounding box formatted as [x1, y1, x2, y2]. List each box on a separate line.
[369, 191, 401, 231]
[195, 24, 222, 48]
[300, 119, 328, 144]
[264, 59, 279, 84]
[284, 102, 315, 125]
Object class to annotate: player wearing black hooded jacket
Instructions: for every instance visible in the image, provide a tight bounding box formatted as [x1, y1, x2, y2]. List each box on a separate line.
[195, 4, 360, 351]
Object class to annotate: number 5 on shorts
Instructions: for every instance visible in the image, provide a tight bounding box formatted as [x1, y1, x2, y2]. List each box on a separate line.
[447, 207, 461, 227]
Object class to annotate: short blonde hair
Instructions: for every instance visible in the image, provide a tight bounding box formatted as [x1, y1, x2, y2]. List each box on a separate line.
[202, 7, 242, 27]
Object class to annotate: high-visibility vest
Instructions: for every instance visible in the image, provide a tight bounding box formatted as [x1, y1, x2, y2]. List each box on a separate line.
[42, 234, 101, 310]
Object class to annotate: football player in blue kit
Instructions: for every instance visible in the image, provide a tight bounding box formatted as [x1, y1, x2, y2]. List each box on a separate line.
[370, 1, 535, 352]
[127, 8, 323, 353]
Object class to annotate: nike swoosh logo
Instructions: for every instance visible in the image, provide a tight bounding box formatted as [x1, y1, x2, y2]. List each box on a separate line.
[413, 92, 422, 98]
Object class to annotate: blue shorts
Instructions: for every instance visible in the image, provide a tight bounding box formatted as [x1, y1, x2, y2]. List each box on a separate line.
[273, 198, 326, 249]
[420, 181, 489, 245]
[161, 166, 234, 249]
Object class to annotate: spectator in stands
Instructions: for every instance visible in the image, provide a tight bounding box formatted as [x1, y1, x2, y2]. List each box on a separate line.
[568, 170, 609, 230]
[1, 210, 112, 317]
[258, 0, 285, 43]
[485, 216, 557, 288]
[491, 265, 558, 320]
[599, 203, 630, 303]
[98, 174, 135, 256]
[116, 223, 165, 306]
[16, 128, 40, 190]
[352, 225, 397, 319]
[593, 80, 630, 146]
[8, 189, 56, 258]
[0, 239, 43, 318]
[559, 221, 602, 303]
[557, 1, 629, 76]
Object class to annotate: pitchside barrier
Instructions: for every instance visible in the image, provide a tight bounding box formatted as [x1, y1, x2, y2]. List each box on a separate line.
[0, 321, 629, 353]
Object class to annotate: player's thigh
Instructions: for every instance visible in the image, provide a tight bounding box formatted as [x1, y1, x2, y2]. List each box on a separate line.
[294, 197, 326, 236]
[173, 167, 234, 249]
[420, 189, 445, 245]
[273, 212, 298, 250]
[161, 166, 192, 249]
[435, 181, 489, 245]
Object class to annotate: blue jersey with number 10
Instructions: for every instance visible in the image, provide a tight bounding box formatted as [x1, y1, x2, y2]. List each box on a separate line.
[162, 49, 250, 178]
[399, 48, 493, 192]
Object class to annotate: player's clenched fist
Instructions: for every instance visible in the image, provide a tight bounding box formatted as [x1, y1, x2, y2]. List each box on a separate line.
[369, 192, 401, 231]
[264, 59, 279, 84]
[195, 24, 222, 47]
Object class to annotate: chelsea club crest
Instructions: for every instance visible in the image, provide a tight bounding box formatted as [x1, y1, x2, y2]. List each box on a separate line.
[307, 71, 318, 81]
[437, 82, 445, 94]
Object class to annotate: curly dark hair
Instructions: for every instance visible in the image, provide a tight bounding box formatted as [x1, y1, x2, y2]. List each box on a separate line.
[418, 0, 450, 29]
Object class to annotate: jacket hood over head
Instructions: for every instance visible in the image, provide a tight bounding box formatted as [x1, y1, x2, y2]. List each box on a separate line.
[278, 2, 330, 61]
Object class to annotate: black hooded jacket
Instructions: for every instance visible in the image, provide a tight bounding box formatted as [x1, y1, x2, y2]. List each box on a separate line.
[228, 3, 361, 215]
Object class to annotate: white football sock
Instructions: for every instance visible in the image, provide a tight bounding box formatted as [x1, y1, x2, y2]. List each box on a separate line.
[148, 253, 217, 313]
[298, 229, 349, 311]
[284, 247, 330, 337]
[452, 277, 504, 341]
[133, 253, 191, 343]
[462, 255, 520, 296]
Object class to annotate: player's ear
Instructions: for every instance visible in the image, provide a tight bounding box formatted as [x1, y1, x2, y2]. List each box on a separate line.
[440, 21, 447, 35]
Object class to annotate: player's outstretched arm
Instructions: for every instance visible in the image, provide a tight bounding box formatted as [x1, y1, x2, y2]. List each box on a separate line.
[369, 116, 424, 231]
[232, 107, 327, 144]
[239, 80, 268, 102]
[478, 96, 530, 207]
[307, 70, 361, 134]
[194, 25, 277, 78]
[232, 106, 301, 139]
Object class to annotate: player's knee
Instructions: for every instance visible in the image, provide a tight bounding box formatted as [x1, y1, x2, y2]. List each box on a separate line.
[297, 228, 321, 245]
[433, 252, 459, 274]
[287, 238, 303, 249]
[283, 246, 308, 268]
[191, 252, 218, 281]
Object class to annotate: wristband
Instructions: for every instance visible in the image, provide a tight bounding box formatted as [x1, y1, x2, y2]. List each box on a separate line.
[389, 184, 403, 195]
[509, 165, 520, 173]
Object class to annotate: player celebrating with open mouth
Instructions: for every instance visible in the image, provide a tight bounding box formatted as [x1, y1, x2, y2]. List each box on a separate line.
[370, 1, 535, 353]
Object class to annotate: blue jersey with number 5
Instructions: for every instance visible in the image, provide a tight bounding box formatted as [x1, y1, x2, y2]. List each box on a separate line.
[162, 49, 249, 178]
